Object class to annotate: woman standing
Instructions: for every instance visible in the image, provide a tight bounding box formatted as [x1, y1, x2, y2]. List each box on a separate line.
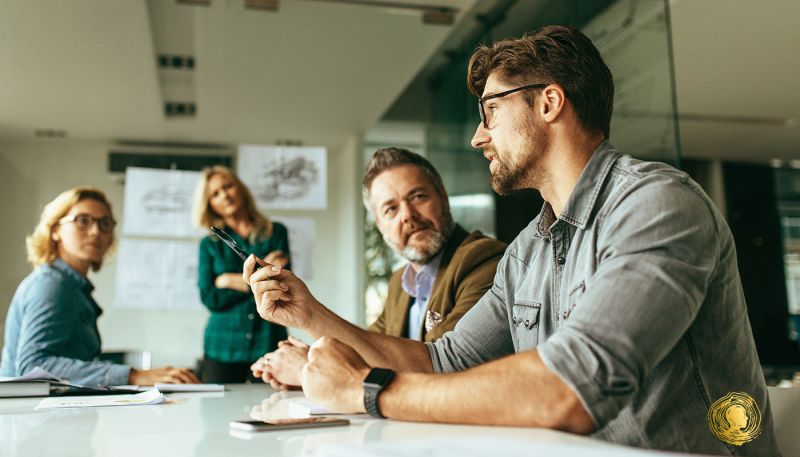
[193, 166, 290, 383]
[0, 186, 198, 386]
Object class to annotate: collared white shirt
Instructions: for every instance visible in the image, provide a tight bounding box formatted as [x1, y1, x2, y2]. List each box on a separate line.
[400, 251, 443, 341]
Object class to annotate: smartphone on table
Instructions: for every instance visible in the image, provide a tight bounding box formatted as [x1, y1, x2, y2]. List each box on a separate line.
[210, 226, 265, 270]
[229, 417, 350, 432]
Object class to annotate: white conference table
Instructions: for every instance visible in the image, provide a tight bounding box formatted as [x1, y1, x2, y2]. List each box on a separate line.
[0, 384, 678, 457]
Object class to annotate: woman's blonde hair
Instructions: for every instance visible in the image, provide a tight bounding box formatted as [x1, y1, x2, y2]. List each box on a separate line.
[26, 186, 116, 271]
[192, 165, 272, 241]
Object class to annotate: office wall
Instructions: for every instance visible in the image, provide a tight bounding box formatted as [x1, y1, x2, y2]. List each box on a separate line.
[0, 137, 364, 368]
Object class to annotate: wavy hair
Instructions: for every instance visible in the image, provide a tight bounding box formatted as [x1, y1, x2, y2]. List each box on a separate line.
[26, 186, 115, 271]
[192, 165, 272, 242]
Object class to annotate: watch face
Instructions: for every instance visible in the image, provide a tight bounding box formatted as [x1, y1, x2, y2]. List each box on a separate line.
[364, 368, 394, 387]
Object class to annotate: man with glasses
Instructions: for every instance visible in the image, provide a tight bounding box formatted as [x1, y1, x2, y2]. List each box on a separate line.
[250, 147, 506, 388]
[245, 25, 777, 455]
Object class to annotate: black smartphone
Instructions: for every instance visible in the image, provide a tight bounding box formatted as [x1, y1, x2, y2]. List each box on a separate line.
[229, 417, 350, 432]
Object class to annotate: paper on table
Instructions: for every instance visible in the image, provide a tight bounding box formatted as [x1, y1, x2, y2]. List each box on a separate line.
[154, 383, 224, 393]
[35, 388, 167, 409]
[288, 398, 334, 417]
[0, 367, 62, 382]
[312, 437, 700, 457]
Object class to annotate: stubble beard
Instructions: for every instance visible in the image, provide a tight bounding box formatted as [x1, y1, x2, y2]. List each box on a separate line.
[489, 114, 548, 196]
[385, 210, 455, 265]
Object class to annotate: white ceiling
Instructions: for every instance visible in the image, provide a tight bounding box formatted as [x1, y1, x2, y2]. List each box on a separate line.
[0, 0, 797, 163]
[0, 0, 475, 150]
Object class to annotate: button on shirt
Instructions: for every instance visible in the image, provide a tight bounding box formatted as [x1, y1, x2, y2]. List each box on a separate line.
[426, 141, 778, 455]
[401, 252, 443, 341]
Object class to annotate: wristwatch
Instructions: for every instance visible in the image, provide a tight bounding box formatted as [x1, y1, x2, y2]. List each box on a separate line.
[363, 367, 395, 418]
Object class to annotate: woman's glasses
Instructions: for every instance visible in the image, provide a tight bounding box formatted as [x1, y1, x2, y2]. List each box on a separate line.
[59, 214, 117, 233]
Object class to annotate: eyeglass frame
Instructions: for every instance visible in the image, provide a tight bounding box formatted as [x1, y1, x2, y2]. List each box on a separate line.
[58, 213, 117, 233]
[477, 83, 549, 129]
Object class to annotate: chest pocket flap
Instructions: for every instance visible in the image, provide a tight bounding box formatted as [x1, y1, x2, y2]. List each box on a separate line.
[512, 301, 541, 330]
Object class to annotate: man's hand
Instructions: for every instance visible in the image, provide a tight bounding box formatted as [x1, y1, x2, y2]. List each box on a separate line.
[302, 337, 370, 414]
[250, 336, 309, 389]
[128, 366, 199, 385]
[243, 255, 319, 330]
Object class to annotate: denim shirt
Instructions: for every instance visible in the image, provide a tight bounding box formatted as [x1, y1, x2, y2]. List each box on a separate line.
[401, 251, 443, 341]
[428, 141, 778, 455]
[0, 259, 130, 386]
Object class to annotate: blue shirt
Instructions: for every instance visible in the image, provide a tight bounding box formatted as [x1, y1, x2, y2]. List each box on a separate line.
[0, 259, 130, 386]
[401, 252, 443, 341]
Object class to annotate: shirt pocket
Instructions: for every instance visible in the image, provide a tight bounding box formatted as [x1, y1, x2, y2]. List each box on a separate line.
[511, 301, 541, 350]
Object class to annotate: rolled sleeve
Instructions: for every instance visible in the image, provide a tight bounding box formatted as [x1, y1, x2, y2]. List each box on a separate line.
[539, 175, 720, 427]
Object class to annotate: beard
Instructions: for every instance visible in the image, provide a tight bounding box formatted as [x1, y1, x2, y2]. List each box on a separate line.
[489, 113, 549, 195]
[384, 209, 455, 265]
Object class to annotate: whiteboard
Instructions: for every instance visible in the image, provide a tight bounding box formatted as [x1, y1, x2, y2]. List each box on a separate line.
[122, 167, 204, 238]
[237, 145, 327, 210]
[113, 238, 203, 310]
[274, 216, 315, 281]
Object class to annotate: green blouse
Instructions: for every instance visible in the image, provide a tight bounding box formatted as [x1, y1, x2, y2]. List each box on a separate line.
[197, 223, 289, 363]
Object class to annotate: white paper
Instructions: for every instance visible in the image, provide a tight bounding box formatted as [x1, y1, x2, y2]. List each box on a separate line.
[313, 437, 700, 457]
[154, 383, 224, 393]
[237, 145, 327, 210]
[34, 389, 167, 409]
[273, 216, 314, 280]
[122, 167, 204, 238]
[113, 238, 203, 310]
[287, 398, 334, 417]
[0, 367, 61, 382]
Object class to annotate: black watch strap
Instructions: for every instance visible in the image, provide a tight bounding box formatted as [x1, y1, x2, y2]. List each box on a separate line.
[363, 368, 395, 418]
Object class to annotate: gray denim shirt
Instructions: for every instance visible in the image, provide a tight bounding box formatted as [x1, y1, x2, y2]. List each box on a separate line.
[427, 141, 778, 455]
[0, 259, 130, 386]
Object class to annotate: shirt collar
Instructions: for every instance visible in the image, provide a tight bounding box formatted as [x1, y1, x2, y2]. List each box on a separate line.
[401, 249, 444, 298]
[537, 140, 620, 236]
[52, 258, 95, 294]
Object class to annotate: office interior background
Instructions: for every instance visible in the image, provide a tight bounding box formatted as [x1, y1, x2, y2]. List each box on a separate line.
[0, 0, 798, 378]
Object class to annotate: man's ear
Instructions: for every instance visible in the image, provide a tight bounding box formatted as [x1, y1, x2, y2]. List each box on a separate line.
[540, 84, 566, 123]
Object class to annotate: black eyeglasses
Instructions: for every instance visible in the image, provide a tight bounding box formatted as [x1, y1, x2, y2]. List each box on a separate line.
[478, 83, 548, 129]
[59, 214, 117, 233]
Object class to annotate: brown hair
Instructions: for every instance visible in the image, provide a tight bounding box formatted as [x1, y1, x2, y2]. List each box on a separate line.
[26, 186, 116, 271]
[467, 24, 614, 138]
[361, 147, 449, 214]
[192, 165, 273, 241]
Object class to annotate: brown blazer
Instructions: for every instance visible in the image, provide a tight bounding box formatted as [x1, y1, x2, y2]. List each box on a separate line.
[368, 224, 506, 342]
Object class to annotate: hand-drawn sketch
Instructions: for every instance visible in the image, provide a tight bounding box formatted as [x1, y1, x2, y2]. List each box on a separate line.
[113, 238, 203, 310]
[122, 167, 204, 238]
[237, 145, 327, 210]
[273, 216, 315, 281]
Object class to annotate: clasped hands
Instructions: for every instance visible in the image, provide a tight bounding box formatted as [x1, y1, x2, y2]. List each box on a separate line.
[243, 255, 369, 414]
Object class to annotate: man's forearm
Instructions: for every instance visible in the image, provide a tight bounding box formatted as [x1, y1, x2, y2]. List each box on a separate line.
[307, 305, 433, 373]
[377, 350, 595, 432]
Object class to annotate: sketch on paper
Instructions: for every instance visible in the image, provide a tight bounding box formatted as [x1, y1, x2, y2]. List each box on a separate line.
[274, 216, 315, 281]
[122, 167, 204, 238]
[237, 145, 327, 210]
[113, 239, 203, 310]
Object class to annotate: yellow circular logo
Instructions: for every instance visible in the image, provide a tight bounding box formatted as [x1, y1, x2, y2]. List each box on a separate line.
[707, 392, 762, 446]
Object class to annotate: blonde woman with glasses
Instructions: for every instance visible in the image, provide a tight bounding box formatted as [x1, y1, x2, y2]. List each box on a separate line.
[193, 166, 290, 383]
[0, 186, 199, 386]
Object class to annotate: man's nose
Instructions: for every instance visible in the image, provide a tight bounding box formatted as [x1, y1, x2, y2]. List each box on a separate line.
[471, 121, 490, 149]
[399, 201, 419, 222]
